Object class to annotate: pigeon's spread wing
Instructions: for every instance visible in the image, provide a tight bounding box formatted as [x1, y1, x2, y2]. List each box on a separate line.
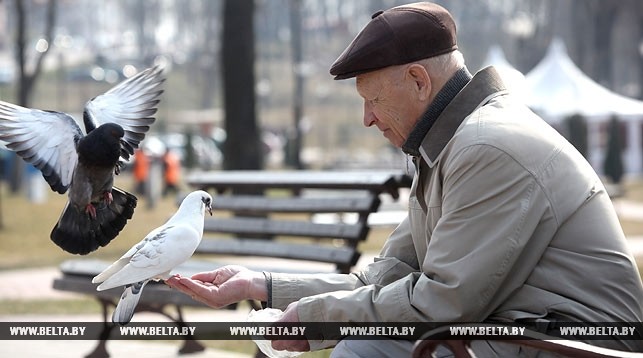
[0, 101, 82, 194]
[83, 65, 164, 161]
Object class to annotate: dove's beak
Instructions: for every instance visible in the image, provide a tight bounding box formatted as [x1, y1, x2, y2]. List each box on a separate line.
[207, 204, 213, 216]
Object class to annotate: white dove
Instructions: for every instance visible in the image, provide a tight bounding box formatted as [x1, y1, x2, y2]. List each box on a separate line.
[0, 65, 164, 255]
[92, 190, 213, 325]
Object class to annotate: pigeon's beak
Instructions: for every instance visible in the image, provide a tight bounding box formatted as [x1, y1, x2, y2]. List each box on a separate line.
[207, 203, 213, 216]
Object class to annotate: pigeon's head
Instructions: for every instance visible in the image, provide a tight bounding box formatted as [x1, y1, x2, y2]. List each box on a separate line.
[78, 123, 126, 166]
[103, 123, 125, 139]
[182, 190, 213, 216]
[201, 193, 213, 216]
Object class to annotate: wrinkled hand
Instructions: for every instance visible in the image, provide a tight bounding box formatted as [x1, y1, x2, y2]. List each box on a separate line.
[165, 265, 266, 308]
[271, 302, 310, 353]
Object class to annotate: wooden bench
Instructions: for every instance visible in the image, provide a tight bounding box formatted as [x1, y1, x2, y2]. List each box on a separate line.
[412, 323, 643, 358]
[52, 170, 411, 357]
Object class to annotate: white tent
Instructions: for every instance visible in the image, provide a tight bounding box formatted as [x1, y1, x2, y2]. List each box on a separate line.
[525, 38, 643, 118]
[524, 38, 643, 174]
[480, 45, 526, 101]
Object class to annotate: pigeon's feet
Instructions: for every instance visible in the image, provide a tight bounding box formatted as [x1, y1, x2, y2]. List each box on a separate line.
[103, 191, 114, 205]
[114, 161, 124, 175]
[85, 204, 97, 219]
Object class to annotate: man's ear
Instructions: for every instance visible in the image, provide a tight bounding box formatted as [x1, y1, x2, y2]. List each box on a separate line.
[407, 64, 431, 101]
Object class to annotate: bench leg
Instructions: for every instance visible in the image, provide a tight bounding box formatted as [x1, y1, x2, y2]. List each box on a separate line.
[85, 298, 115, 358]
[173, 305, 206, 354]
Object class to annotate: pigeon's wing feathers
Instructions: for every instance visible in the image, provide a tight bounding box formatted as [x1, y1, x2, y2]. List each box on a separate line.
[96, 225, 200, 290]
[0, 101, 81, 194]
[92, 257, 130, 284]
[83, 66, 164, 161]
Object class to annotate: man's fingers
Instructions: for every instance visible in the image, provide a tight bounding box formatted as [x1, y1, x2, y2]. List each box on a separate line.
[191, 271, 221, 283]
[179, 277, 216, 296]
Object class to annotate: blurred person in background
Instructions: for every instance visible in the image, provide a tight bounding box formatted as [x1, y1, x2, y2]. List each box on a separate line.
[133, 149, 149, 195]
[162, 148, 181, 197]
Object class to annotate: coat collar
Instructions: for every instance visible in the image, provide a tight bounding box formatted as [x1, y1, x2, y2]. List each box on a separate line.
[405, 66, 508, 167]
[402, 67, 472, 156]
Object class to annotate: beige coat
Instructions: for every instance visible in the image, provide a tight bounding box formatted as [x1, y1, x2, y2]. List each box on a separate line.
[269, 67, 643, 351]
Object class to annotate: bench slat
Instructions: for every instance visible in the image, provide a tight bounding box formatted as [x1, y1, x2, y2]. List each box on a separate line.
[196, 238, 359, 266]
[188, 170, 409, 199]
[213, 195, 380, 214]
[204, 217, 368, 241]
[53, 275, 207, 307]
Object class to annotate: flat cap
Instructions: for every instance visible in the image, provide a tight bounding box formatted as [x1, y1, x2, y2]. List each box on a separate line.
[330, 2, 457, 80]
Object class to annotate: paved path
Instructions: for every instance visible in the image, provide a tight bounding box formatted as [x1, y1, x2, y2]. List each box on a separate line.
[613, 199, 643, 221]
[2, 338, 251, 358]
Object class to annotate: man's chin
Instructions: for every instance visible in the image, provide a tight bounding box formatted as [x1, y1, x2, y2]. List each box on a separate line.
[382, 131, 403, 147]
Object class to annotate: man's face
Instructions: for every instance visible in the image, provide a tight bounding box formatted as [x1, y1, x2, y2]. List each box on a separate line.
[355, 66, 422, 147]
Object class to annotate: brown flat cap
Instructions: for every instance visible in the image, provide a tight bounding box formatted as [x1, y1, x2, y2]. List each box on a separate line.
[330, 2, 457, 80]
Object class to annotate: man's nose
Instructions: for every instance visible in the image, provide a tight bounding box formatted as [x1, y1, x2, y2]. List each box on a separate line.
[363, 101, 376, 127]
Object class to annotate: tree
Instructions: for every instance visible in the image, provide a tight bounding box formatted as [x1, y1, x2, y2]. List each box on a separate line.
[221, 0, 264, 201]
[287, 0, 304, 169]
[221, 0, 263, 170]
[15, 0, 57, 106]
[9, 0, 57, 193]
[602, 115, 624, 184]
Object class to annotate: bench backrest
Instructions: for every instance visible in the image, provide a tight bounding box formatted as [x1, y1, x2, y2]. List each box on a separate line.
[188, 170, 412, 274]
[195, 192, 381, 274]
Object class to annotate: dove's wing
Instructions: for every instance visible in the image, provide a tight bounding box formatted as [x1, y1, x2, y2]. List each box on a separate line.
[96, 223, 200, 291]
[83, 65, 164, 161]
[0, 102, 82, 194]
[92, 224, 167, 284]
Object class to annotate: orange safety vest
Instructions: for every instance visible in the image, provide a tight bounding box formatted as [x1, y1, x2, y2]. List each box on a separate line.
[163, 152, 180, 185]
[133, 150, 149, 182]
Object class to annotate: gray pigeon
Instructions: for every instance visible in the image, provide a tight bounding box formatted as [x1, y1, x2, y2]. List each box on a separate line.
[92, 190, 213, 324]
[0, 65, 164, 255]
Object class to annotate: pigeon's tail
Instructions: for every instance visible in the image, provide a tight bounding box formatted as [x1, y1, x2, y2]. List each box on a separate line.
[50, 187, 137, 255]
[113, 280, 148, 325]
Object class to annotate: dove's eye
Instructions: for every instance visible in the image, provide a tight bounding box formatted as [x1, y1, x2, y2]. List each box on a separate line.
[201, 196, 211, 205]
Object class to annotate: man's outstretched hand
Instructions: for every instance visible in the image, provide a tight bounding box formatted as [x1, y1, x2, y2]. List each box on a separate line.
[165, 265, 267, 308]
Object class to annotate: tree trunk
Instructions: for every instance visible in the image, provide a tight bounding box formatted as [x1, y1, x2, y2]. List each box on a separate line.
[10, 0, 57, 193]
[221, 0, 262, 171]
[287, 0, 304, 169]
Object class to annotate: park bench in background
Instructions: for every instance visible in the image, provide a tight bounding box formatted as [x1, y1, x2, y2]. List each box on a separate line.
[53, 170, 411, 358]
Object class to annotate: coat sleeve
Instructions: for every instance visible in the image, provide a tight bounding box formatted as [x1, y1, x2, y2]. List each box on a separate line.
[269, 216, 419, 310]
[295, 144, 552, 336]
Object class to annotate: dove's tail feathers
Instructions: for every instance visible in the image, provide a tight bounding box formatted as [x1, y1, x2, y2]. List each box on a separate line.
[51, 187, 137, 255]
[112, 280, 148, 325]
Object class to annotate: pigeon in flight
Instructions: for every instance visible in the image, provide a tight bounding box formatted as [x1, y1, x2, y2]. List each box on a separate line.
[92, 190, 213, 324]
[0, 66, 164, 255]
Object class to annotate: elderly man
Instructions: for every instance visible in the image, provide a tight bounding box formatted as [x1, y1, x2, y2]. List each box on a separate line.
[167, 2, 643, 357]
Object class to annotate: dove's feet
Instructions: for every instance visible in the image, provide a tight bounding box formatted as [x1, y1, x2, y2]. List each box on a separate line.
[85, 204, 97, 219]
[103, 191, 114, 205]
